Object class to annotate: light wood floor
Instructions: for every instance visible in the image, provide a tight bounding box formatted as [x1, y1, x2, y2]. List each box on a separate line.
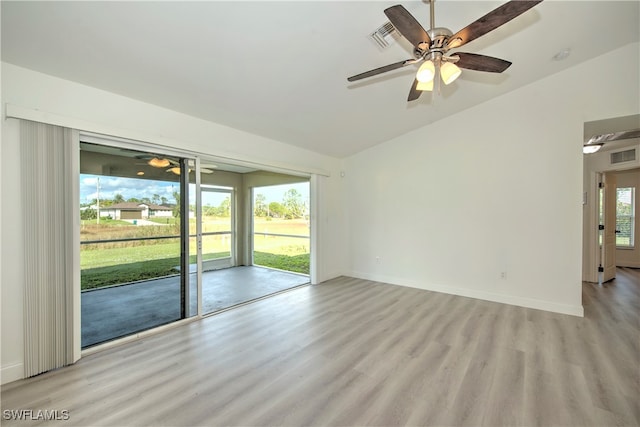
[2, 269, 639, 426]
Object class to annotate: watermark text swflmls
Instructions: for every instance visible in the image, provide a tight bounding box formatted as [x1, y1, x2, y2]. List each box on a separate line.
[2, 409, 70, 421]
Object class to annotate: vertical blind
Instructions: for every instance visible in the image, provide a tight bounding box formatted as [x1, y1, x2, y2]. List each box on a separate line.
[20, 120, 76, 377]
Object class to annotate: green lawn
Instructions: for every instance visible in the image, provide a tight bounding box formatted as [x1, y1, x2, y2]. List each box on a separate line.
[81, 251, 308, 290]
[253, 251, 310, 275]
[81, 251, 230, 290]
[81, 241, 181, 269]
[80, 218, 310, 290]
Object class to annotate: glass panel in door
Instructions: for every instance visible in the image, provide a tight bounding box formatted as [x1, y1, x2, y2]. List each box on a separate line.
[80, 142, 193, 348]
[200, 187, 234, 271]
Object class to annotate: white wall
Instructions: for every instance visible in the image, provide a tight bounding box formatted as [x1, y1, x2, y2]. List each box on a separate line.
[345, 43, 640, 317]
[615, 168, 640, 268]
[1, 63, 348, 384]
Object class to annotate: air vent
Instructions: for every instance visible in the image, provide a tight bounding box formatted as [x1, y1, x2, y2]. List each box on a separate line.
[369, 22, 396, 49]
[611, 148, 636, 164]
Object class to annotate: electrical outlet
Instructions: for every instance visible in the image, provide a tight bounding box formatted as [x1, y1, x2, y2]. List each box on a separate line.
[500, 272, 507, 280]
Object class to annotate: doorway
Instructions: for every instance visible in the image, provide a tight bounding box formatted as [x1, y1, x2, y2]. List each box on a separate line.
[80, 140, 315, 346]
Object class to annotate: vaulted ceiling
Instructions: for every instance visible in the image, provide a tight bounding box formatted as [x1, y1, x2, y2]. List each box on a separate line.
[2, 1, 639, 158]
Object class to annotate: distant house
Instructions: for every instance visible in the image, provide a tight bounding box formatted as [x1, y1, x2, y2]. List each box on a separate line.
[99, 202, 173, 220]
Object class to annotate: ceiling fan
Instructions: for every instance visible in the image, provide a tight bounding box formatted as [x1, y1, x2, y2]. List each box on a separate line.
[347, 0, 543, 101]
[583, 129, 640, 154]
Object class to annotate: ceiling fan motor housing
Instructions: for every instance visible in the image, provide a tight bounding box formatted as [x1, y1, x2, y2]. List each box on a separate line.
[427, 27, 452, 49]
[415, 27, 452, 58]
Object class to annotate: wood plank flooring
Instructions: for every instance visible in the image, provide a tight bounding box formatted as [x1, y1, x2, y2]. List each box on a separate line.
[2, 269, 639, 426]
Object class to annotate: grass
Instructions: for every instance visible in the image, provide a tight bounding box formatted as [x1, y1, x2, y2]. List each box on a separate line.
[82, 241, 181, 269]
[146, 217, 178, 225]
[81, 218, 131, 227]
[80, 218, 310, 289]
[81, 251, 308, 290]
[254, 251, 310, 274]
[81, 252, 230, 290]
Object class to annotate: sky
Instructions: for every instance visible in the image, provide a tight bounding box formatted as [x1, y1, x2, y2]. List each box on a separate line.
[80, 174, 309, 206]
[80, 175, 178, 204]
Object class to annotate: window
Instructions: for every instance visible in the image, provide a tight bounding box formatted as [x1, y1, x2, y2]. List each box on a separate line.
[616, 187, 635, 248]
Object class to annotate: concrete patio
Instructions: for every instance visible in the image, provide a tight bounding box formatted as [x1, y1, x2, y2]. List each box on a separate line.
[81, 266, 309, 348]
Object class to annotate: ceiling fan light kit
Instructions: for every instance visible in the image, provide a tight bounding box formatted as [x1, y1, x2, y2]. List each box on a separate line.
[440, 61, 462, 85]
[147, 157, 171, 168]
[416, 80, 434, 92]
[583, 144, 604, 154]
[347, 0, 544, 101]
[416, 60, 435, 82]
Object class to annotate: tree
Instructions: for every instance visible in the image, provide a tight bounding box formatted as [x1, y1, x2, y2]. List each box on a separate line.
[113, 193, 125, 204]
[203, 205, 217, 216]
[218, 196, 231, 217]
[160, 196, 168, 205]
[152, 194, 161, 205]
[282, 188, 304, 219]
[80, 208, 97, 220]
[254, 193, 267, 217]
[268, 202, 285, 218]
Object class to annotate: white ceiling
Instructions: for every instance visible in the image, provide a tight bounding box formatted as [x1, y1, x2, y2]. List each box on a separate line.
[2, 1, 639, 158]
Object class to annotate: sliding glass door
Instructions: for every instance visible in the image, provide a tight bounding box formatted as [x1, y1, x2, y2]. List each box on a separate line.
[79, 142, 197, 347]
[80, 140, 313, 345]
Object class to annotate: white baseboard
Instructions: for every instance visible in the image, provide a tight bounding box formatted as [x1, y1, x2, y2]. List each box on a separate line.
[1, 362, 24, 385]
[315, 270, 350, 285]
[349, 270, 584, 317]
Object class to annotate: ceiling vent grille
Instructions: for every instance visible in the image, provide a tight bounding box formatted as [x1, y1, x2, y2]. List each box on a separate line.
[369, 22, 397, 49]
[610, 148, 636, 164]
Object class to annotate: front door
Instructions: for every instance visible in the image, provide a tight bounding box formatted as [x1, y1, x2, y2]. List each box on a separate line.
[602, 172, 617, 283]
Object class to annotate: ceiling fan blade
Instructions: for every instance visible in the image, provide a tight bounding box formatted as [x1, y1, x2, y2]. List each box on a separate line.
[407, 79, 422, 101]
[446, 0, 543, 49]
[347, 59, 416, 82]
[453, 52, 512, 73]
[384, 5, 431, 49]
